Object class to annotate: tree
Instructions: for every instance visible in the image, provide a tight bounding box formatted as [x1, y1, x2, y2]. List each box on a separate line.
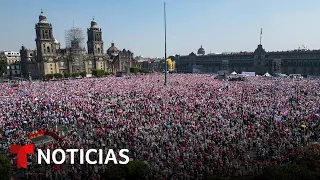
[103, 164, 127, 180]
[0, 154, 12, 180]
[125, 161, 150, 180]
[45, 74, 54, 80]
[71, 72, 80, 78]
[53, 73, 62, 79]
[258, 164, 320, 180]
[104, 71, 112, 76]
[0, 60, 7, 77]
[92, 69, 105, 77]
[139, 68, 150, 73]
[80, 71, 87, 78]
[258, 145, 320, 180]
[102, 161, 150, 180]
[130, 67, 140, 74]
[64, 73, 70, 78]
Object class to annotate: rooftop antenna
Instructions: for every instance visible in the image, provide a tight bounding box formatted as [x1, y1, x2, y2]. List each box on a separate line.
[260, 28, 262, 45]
[73, 21, 75, 39]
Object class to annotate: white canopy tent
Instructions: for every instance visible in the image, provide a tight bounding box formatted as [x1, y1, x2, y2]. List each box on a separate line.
[231, 71, 237, 75]
[263, 72, 272, 77]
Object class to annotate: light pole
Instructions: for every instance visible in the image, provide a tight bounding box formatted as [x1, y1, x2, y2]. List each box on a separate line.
[164, 2, 168, 86]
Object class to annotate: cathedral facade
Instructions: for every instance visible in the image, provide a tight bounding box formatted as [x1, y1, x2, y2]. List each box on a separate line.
[176, 44, 320, 76]
[20, 11, 135, 78]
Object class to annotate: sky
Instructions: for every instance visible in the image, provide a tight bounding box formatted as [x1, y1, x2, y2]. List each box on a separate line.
[1, 0, 320, 58]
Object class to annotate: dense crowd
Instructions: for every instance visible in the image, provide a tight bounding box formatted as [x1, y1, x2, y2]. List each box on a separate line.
[0, 73, 319, 180]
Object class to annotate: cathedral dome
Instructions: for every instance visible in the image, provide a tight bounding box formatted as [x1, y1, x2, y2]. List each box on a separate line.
[39, 9, 47, 23]
[197, 45, 205, 55]
[91, 17, 98, 28]
[107, 42, 119, 55]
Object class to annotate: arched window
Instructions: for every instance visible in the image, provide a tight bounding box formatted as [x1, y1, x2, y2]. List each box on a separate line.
[47, 46, 50, 53]
[98, 47, 100, 53]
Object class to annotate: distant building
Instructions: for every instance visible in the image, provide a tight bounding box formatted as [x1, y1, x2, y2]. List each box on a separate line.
[176, 44, 320, 76]
[0, 51, 21, 77]
[135, 57, 164, 72]
[20, 10, 135, 79]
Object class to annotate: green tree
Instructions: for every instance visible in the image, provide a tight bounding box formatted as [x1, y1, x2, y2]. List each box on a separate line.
[80, 71, 87, 78]
[102, 161, 150, 180]
[104, 71, 112, 76]
[125, 161, 150, 180]
[92, 69, 105, 77]
[130, 67, 140, 73]
[53, 73, 62, 79]
[45, 74, 54, 80]
[64, 73, 70, 78]
[0, 60, 7, 76]
[103, 164, 127, 180]
[0, 154, 12, 180]
[139, 68, 150, 73]
[258, 164, 320, 180]
[71, 72, 80, 78]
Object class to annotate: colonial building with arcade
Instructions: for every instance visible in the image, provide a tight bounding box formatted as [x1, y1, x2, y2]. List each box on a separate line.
[20, 10, 135, 78]
[176, 44, 320, 76]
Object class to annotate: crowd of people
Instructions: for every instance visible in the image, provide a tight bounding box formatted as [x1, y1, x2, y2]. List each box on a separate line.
[0, 73, 319, 180]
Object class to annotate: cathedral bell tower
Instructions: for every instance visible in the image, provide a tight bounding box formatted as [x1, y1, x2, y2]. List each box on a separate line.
[35, 10, 56, 61]
[87, 17, 103, 55]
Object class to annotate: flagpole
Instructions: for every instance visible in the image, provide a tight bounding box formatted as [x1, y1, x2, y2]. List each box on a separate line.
[164, 2, 168, 86]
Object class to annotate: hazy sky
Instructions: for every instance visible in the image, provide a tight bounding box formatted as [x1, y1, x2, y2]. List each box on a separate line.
[1, 0, 320, 57]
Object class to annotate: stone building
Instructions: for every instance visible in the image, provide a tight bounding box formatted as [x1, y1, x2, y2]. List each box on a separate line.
[176, 44, 320, 76]
[20, 10, 135, 78]
[0, 51, 21, 76]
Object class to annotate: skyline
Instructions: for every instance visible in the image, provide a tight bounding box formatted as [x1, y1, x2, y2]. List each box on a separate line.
[1, 0, 320, 57]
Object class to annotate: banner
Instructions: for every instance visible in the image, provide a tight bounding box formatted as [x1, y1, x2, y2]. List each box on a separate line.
[192, 65, 202, 74]
[274, 115, 282, 121]
[241, 72, 256, 77]
[28, 131, 45, 139]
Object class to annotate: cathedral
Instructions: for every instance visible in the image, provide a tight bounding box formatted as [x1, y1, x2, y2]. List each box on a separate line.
[20, 10, 135, 78]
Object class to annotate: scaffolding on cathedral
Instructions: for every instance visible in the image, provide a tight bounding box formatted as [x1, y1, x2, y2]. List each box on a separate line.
[65, 27, 86, 73]
[65, 27, 85, 49]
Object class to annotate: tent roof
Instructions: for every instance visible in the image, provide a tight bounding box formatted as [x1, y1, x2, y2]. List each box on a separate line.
[263, 72, 272, 77]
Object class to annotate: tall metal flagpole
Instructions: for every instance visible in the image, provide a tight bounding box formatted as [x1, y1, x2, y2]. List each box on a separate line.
[164, 2, 168, 86]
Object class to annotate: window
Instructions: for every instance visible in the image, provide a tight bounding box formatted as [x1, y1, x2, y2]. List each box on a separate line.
[50, 64, 52, 66]
[51, 71, 53, 74]
[45, 30, 49, 39]
[15, 71, 17, 74]
[47, 47, 50, 53]
[51, 68, 53, 70]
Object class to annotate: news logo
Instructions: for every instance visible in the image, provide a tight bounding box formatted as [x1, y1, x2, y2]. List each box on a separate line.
[10, 144, 130, 168]
[10, 144, 35, 168]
